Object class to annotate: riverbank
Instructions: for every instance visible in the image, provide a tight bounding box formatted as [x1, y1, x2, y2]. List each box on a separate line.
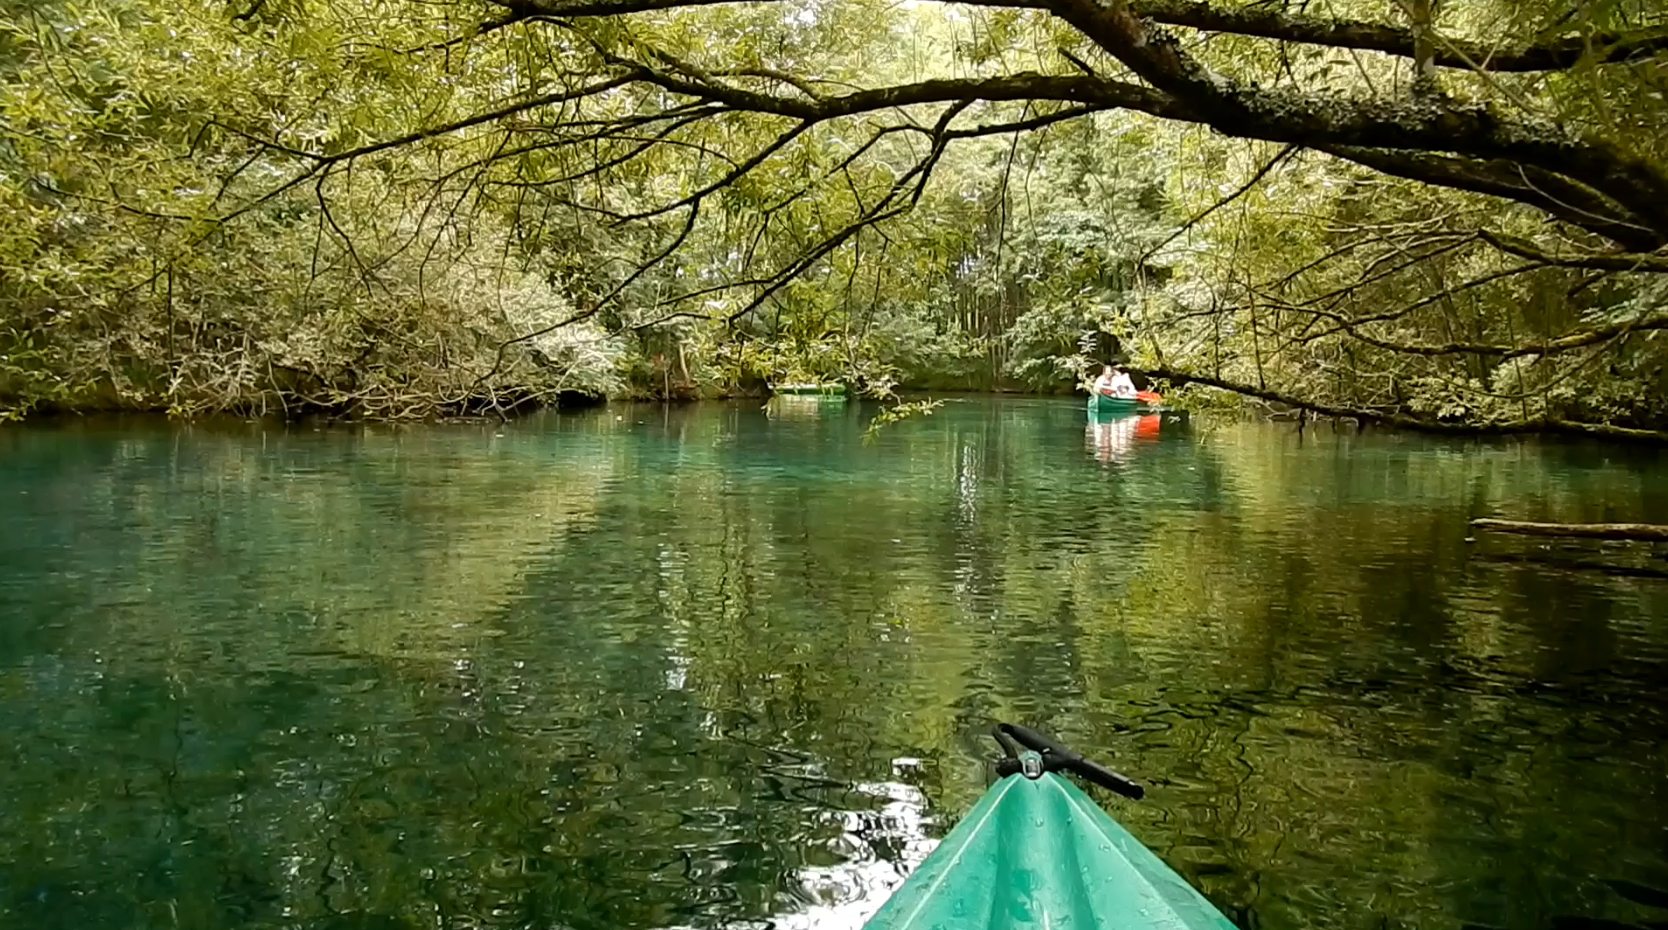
[10, 371, 1668, 446]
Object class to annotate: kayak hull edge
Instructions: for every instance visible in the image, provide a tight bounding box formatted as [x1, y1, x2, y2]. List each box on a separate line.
[859, 772, 1237, 930]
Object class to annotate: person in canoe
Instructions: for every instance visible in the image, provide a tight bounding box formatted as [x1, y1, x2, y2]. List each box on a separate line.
[1092, 364, 1138, 399]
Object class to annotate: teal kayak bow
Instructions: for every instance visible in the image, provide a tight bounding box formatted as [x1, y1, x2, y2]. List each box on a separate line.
[860, 724, 1238, 930]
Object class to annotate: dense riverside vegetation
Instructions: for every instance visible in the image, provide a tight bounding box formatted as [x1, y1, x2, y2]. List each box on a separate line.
[3, 0, 1667, 435]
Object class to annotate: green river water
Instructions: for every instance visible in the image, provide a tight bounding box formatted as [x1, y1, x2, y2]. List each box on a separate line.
[2, 398, 1666, 930]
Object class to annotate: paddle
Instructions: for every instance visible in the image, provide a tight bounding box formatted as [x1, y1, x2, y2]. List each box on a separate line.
[1093, 389, 1162, 405]
[991, 723, 1144, 800]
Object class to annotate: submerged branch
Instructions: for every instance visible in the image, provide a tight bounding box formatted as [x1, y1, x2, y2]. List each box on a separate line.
[1470, 519, 1668, 541]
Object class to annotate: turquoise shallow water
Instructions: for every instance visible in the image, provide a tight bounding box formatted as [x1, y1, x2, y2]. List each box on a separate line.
[2, 398, 1666, 930]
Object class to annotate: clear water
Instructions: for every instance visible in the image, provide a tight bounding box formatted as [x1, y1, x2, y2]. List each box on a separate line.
[2, 398, 1666, 930]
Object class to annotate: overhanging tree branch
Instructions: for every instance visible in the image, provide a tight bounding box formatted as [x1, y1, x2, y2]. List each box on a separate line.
[1128, 0, 1668, 72]
[1271, 300, 1668, 359]
[231, 27, 1668, 250]
[1140, 143, 1297, 264]
[496, 0, 1668, 72]
[1320, 146, 1666, 252]
[1133, 366, 1668, 442]
[1480, 230, 1668, 273]
[1039, 0, 1668, 233]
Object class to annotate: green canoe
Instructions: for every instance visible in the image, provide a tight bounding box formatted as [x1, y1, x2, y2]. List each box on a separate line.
[772, 382, 848, 397]
[860, 725, 1237, 930]
[1087, 394, 1153, 417]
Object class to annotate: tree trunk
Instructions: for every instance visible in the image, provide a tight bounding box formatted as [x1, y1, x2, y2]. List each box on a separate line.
[1406, 0, 1437, 88]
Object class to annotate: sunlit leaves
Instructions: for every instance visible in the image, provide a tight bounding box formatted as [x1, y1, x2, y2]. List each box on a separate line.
[4, 0, 1668, 423]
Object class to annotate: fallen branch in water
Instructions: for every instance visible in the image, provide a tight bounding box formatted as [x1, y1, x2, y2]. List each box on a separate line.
[864, 398, 945, 441]
[1473, 552, 1668, 580]
[1470, 519, 1668, 541]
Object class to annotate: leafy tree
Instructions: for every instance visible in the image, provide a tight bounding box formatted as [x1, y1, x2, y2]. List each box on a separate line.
[3, 0, 1668, 435]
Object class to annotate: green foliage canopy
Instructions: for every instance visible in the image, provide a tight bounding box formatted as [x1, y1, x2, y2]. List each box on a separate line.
[2, 0, 1667, 435]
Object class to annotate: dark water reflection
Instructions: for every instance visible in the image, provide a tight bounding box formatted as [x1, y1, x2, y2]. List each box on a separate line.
[2, 399, 1667, 930]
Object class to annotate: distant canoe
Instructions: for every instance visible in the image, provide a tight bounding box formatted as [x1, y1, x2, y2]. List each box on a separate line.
[1087, 393, 1161, 416]
[771, 383, 848, 397]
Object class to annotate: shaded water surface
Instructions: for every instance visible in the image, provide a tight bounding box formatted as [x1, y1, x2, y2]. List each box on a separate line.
[2, 399, 1666, 930]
